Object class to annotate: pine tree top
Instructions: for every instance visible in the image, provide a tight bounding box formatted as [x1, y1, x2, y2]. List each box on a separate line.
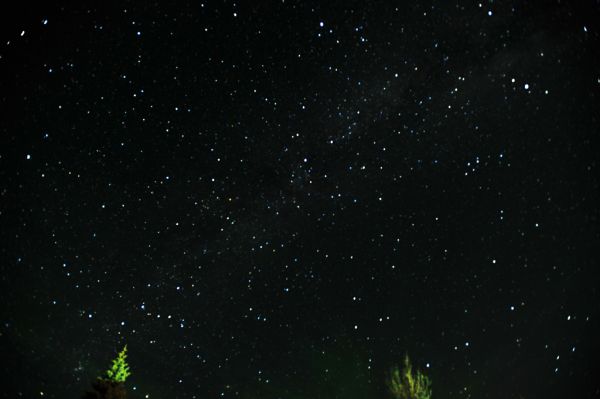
[103, 345, 132, 383]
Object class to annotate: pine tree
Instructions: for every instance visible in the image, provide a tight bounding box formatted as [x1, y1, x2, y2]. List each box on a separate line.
[82, 345, 131, 399]
[104, 345, 132, 383]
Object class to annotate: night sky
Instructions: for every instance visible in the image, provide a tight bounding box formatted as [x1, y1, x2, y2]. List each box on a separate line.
[1, 1, 599, 398]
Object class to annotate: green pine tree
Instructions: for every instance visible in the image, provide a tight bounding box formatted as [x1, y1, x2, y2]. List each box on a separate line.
[103, 345, 132, 383]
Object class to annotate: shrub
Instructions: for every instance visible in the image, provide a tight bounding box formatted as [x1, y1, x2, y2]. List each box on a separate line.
[387, 355, 432, 399]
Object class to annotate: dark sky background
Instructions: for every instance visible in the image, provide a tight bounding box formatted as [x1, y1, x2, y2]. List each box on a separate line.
[1, 1, 599, 398]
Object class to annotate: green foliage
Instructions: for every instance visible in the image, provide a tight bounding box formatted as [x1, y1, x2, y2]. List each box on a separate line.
[102, 345, 132, 383]
[387, 355, 432, 399]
